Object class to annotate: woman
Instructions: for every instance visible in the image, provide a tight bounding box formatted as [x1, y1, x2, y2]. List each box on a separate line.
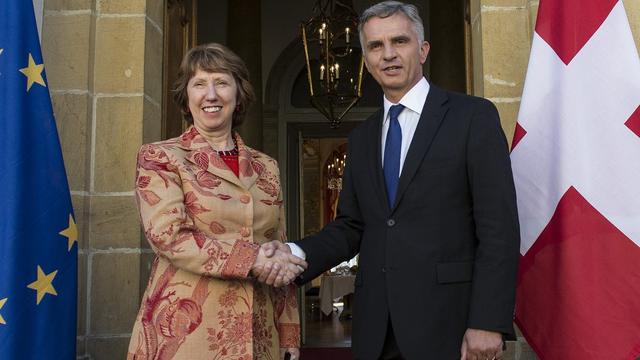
[128, 43, 301, 360]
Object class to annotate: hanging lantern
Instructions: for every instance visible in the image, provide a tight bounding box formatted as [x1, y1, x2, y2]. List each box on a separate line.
[301, 0, 365, 128]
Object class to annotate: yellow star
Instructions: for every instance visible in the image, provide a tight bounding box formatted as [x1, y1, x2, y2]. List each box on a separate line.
[0, 298, 7, 325]
[27, 266, 58, 305]
[59, 214, 78, 251]
[18, 53, 46, 91]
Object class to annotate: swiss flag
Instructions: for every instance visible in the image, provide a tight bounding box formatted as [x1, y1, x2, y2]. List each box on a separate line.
[511, 0, 640, 359]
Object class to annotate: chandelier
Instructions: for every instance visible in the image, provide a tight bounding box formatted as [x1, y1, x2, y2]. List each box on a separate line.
[327, 155, 346, 190]
[301, 0, 365, 128]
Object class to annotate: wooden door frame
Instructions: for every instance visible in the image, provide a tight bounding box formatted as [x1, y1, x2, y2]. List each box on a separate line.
[162, 0, 198, 140]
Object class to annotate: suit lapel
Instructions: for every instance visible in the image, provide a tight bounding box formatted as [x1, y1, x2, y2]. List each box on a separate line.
[392, 85, 449, 211]
[365, 109, 391, 212]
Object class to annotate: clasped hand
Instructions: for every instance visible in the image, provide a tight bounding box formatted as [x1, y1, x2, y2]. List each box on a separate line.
[251, 241, 307, 287]
[460, 328, 504, 360]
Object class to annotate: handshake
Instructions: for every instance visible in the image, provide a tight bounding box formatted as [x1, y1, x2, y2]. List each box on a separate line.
[250, 241, 307, 287]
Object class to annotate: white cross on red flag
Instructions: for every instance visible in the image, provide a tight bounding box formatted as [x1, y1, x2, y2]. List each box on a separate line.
[511, 0, 640, 359]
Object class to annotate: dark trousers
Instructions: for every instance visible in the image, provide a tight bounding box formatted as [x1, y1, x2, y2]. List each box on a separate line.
[379, 319, 405, 360]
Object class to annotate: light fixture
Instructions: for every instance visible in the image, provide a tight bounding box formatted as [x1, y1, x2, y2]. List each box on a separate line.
[327, 152, 347, 190]
[301, 0, 365, 128]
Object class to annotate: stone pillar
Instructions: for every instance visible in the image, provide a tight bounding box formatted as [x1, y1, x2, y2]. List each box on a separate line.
[42, 2, 92, 356]
[473, 0, 532, 148]
[226, 0, 264, 150]
[42, 0, 163, 358]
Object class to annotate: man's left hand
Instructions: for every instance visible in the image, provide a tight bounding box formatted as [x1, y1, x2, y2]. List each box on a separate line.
[460, 328, 503, 360]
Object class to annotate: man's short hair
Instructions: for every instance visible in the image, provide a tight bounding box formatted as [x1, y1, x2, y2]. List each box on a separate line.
[358, 1, 425, 49]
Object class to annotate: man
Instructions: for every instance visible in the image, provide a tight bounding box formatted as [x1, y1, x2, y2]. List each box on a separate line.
[259, 2, 520, 359]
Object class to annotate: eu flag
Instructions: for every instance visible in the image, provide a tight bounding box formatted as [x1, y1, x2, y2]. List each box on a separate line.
[0, 0, 77, 358]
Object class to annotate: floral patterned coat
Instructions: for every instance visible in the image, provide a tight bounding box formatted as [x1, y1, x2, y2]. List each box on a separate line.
[127, 126, 300, 360]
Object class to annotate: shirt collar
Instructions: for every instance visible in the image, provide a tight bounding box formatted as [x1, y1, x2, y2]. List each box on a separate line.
[383, 77, 430, 122]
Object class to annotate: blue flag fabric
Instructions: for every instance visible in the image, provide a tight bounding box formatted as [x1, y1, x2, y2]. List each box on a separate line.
[0, 1, 78, 358]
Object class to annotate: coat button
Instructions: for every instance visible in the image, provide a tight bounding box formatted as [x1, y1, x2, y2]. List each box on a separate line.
[240, 227, 251, 237]
[240, 195, 251, 204]
[382, 267, 386, 273]
[387, 219, 396, 227]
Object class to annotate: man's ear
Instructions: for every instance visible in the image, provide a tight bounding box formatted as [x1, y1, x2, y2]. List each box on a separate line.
[419, 41, 430, 64]
[363, 54, 372, 73]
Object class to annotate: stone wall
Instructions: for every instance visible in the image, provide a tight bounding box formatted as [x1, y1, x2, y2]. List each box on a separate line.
[474, 0, 535, 148]
[42, 0, 163, 358]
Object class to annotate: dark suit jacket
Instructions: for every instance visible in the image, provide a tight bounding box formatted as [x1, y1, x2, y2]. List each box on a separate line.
[295, 85, 520, 360]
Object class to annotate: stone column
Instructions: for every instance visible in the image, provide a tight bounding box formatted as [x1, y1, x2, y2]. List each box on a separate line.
[226, 0, 264, 150]
[474, 0, 532, 149]
[42, 0, 163, 358]
[42, 1, 92, 355]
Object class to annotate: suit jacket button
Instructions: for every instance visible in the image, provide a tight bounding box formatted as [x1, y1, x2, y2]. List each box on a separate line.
[382, 267, 386, 273]
[387, 219, 396, 227]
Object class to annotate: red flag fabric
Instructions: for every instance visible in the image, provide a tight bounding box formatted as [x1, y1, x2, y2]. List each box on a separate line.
[511, 0, 640, 359]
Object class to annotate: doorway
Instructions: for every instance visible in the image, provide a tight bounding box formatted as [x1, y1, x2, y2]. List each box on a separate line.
[285, 122, 360, 346]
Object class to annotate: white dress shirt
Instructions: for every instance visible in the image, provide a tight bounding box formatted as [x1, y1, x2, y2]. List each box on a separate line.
[381, 77, 430, 176]
[288, 78, 430, 260]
